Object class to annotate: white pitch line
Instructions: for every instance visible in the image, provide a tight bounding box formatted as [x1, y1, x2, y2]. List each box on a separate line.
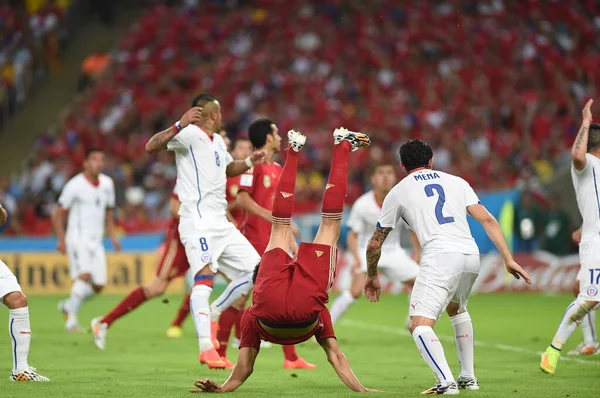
[340, 319, 600, 366]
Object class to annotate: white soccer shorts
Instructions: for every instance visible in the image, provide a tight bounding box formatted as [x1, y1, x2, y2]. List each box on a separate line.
[66, 240, 107, 286]
[409, 252, 480, 320]
[359, 247, 419, 283]
[579, 237, 600, 301]
[0, 260, 22, 304]
[179, 217, 260, 280]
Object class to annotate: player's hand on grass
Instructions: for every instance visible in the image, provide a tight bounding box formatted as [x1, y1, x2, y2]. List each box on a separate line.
[180, 107, 203, 128]
[364, 275, 382, 302]
[582, 98, 593, 122]
[249, 150, 267, 165]
[57, 238, 66, 254]
[505, 259, 532, 285]
[365, 388, 383, 392]
[190, 379, 221, 393]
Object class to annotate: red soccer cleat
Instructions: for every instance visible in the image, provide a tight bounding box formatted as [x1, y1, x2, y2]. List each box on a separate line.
[199, 349, 227, 369]
[283, 357, 317, 370]
[210, 320, 220, 349]
[221, 357, 235, 370]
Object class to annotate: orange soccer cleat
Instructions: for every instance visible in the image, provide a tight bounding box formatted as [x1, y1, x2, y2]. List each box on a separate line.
[200, 349, 227, 369]
[210, 320, 220, 349]
[221, 357, 235, 370]
[283, 357, 317, 370]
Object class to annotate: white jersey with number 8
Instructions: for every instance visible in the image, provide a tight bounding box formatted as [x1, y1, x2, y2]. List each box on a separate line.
[377, 169, 480, 256]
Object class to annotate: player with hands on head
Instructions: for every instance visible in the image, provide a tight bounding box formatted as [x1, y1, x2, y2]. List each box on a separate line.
[189, 127, 379, 393]
[364, 139, 531, 395]
[145, 94, 267, 369]
[541, 99, 600, 373]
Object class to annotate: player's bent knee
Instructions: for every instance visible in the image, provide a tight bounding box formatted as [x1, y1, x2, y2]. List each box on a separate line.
[78, 273, 92, 283]
[3, 291, 27, 309]
[446, 302, 460, 317]
[408, 316, 435, 334]
[145, 279, 168, 298]
[92, 284, 104, 293]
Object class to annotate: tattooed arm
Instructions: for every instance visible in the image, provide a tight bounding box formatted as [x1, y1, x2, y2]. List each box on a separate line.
[366, 227, 392, 277]
[572, 99, 594, 171]
[145, 107, 202, 154]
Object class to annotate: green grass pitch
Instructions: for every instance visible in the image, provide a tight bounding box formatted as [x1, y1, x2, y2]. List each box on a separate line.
[1, 293, 599, 397]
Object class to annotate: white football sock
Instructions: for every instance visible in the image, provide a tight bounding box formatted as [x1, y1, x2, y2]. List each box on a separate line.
[191, 284, 213, 352]
[581, 310, 597, 345]
[64, 279, 94, 324]
[9, 307, 31, 373]
[450, 312, 475, 379]
[330, 290, 356, 325]
[551, 299, 592, 350]
[412, 325, 455, 383]
[210, 273, 253, 321]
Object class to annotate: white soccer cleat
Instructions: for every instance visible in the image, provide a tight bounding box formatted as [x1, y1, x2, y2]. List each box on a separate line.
[59, 300, 83, 333]
[10, 366, 50, 382]
[332, 127, 371, 151]
[91, 317, 108, 350]
[420, 381, 459, 395]
[567, 341, 599, 355]
[287, 129, 307, 152]
[457, 376, 479, 390]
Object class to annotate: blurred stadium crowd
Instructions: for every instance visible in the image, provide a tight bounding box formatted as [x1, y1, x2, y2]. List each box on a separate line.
[0, 0, 598, 248]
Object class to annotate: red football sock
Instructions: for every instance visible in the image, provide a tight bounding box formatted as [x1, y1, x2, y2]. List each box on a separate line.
[235, 308, 245, 340]
[171, 292, 191, 328]
[216, 306, 240, 357]
[272, 148, 299, 224]
[322, 140, 351, 219]
[282, 345, 299, 361]
[102, 286, 148, 327]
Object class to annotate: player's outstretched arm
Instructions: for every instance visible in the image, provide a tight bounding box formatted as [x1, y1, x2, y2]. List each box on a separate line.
[0, 204, 7, 226]
[467, 204, 532, 284]
[51, 206, 68, 254]
[145, 107, 202, 154]
[237, 191, 271, 222]
[226, 151, 267, 177]
[319, 337, 379, 392]
[364, 227, 392, 302]
[572, 99, 594, 171]
[190, 347, 258, 393]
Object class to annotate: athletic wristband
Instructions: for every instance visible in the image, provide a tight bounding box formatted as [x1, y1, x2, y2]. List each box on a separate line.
[245, 156, 254, 168]
[173, 121, 182, 133]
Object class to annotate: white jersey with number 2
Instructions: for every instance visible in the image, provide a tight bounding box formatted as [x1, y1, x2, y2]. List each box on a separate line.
[377, 169, 480, 255]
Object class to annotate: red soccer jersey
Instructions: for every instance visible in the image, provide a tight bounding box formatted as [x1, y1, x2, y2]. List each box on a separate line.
[238, 161, 282, 255]
[226, 175, 245, 229]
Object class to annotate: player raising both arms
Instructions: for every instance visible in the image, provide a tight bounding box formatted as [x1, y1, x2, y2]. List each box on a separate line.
[330, 163, 420, 326]
[212, 119, 315, 369]
[91, 183, 190, 349]
[53, 148, 120, 333]
[541, 99, 600, 374]
[190, 128, 377, 393]
[145, 94, 266, 369]
[1, 203, 49, 381]
[365, 139, 531, 395]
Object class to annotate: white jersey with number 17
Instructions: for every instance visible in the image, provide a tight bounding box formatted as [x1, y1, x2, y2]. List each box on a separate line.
[571, 153, 600, 244]
[377, 169, 480, 255]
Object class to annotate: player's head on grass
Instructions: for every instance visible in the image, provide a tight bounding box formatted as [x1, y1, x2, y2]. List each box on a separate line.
[369, 163, 397, 194]
[588, 123, 600, 155]
[84, 147, 105, 178]
[248, 119, 282, 153]
[191, 93, 222, 133]
[399, 139, 433, 173]
[231, 137, 253, 160]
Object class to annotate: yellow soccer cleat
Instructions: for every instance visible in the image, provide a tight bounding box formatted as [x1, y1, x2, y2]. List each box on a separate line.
[540, 346, 561, 374]
[166, 326, 183, 339]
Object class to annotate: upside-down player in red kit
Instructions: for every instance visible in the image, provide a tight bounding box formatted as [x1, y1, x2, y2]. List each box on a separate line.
[190, 128, 379, 393]
[215, 119, 315, 369]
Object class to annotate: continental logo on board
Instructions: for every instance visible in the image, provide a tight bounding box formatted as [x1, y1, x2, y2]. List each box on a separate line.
[0, 252, 186, 295]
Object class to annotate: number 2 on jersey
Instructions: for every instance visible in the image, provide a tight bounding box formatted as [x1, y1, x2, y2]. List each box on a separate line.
[424, 184, 455, 225]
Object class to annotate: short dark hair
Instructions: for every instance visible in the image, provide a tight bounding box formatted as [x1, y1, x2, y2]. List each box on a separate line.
[399, 139, 433, 172]
[588, 123, 600, 152]
[252, 262, 260, 284]
[248, 119, 274, 149]
[191, 93, 217, 108]
[85, 147, 104, 159]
